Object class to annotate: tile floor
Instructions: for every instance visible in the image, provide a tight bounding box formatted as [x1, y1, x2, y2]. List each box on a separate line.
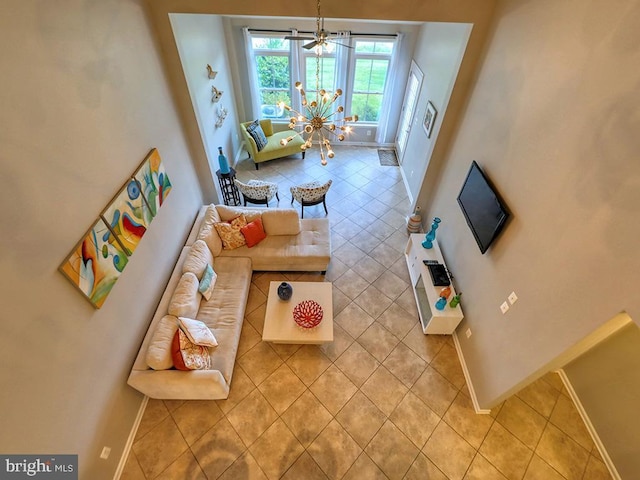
[121, 146, 612, 480]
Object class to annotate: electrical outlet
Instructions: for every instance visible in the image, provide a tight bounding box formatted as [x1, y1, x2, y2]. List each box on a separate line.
[100, 447, 111, 460]
[366, 130, 372, 136]
[500, 301, 510, 314]
[508, 291, 518, 305]
[465, 328, 472, 338]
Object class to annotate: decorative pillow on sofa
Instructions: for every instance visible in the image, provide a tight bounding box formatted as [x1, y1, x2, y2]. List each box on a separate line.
[168, 272, 201, 318]
[178, 317, 218, 347]
[146, 315, 179, 370]
[240, 217, 267, 247]
[182, 239, 214, 280]
[214, 214, 248, 250]
[171, 329, 211, 371]
[196, 205, 223, 256]
[198, 263, 217, 300]
[246, 119, 268, 151]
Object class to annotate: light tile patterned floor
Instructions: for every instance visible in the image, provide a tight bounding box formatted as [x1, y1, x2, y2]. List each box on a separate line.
[122, 147, 612, 480]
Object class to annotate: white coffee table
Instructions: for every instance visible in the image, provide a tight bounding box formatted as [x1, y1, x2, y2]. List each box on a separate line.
[262, 281, 333, 344]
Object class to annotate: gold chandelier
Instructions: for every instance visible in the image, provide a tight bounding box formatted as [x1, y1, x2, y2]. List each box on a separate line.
[278, 0, 358, 166]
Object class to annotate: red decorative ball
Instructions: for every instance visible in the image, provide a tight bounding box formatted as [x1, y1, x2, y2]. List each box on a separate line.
[293, 300, 323, 329]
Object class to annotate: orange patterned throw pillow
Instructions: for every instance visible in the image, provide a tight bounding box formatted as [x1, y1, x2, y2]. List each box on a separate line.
[171, 329, 211, 371]
[213, 214, 247, 250]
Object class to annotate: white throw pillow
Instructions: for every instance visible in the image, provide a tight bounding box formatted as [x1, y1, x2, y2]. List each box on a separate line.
[178, 317, 218, 347]
[168, 272, 200, 318]
[146, 315, 179, 370]
[182, 239, 214, 280]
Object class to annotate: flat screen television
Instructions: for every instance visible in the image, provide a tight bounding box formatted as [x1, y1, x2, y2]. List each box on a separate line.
[457, 161, 509, 254]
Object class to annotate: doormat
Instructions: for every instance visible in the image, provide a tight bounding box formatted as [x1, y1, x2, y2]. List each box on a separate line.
[378, 149, 399, 166]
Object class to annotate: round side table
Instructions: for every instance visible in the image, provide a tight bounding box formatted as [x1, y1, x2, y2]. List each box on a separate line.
[216, 168, 241, 206]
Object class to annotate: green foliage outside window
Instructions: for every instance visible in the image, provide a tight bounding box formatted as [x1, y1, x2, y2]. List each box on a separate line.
[305, 57, 336, 94]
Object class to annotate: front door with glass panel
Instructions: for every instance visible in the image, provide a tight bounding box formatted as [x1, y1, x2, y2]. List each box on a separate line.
[395, 61, 423, 164]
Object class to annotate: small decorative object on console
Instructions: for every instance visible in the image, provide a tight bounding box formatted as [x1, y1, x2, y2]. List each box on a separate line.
[439, 286, 451, 299]
[422, 217, 441, 249]
[449, 293, 462, 308]
[435, 296, 447, 311]
[218, 147, 230, 175]
[407, 206, 422, 233]
[293, 300, 323, 329]
[277, 282, 293, 301]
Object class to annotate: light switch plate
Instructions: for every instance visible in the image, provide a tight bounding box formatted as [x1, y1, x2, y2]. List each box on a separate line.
[500, 301, 510, 314]
[508, 291, 518, 305]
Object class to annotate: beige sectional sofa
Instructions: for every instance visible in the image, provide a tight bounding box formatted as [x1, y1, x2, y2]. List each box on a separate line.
[127, 204, 330, 400]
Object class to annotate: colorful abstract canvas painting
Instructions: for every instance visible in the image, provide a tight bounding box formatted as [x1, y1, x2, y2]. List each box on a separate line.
[59, 218, 129, 308]
[102, 179, 151, 256]
[134, 148, 172, 218]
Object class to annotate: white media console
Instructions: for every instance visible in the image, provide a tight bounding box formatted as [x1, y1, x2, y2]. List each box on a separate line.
[405, 234, 464, 334]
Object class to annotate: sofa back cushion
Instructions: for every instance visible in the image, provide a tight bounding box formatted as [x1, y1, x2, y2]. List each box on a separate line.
[216, 205, 262, 223]
[146, 314, 179, 370]
[197, 205, 223, 256]
[182, 240, 214, 279]
[262, 209, 301, 235]
[168, 272, 200, 318]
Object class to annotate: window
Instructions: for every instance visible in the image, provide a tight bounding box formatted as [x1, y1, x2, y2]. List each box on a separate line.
[349, 40, 394, 122]
[251, 36, 291, 119]
[247, 32, 396, 125]
[304, 51, 336, 97]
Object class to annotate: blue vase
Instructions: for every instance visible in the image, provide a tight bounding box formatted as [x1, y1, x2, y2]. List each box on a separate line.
[218, 146, 230, 174]
[435, 296, 447, 310]
[277, 282, 293, 301]
[422, 217, 441, 249]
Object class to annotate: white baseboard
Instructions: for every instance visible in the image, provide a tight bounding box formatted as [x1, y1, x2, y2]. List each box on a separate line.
[556, 369, 621, 480]
[452, 332, 491, 414]
[113, 396, 149, 480]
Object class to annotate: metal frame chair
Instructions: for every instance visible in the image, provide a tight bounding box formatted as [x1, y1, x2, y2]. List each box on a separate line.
[234, 179, 279, 207]
[290, 179, 332, 218]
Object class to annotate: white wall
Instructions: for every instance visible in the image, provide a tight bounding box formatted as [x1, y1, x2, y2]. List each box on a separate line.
[422, 0, 640, 408]
[401, 22, 472, 202]
[170, 13, 243, 175]
[0, 1, 202, 478]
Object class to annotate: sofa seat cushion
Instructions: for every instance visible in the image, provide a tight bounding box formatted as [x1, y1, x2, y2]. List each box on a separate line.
[196, 256, 252, 383]
[217, 218, 330, 271]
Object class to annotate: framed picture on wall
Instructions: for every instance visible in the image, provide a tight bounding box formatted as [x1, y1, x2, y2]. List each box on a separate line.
[423, 101, 437, 138]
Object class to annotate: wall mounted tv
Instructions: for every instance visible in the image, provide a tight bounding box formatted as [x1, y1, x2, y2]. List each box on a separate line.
[457, 161, 510, 254]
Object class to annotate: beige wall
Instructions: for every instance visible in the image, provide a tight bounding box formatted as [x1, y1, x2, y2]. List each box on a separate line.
[401, 22, 472, 202]
[564, 317, 640, 478]
[0, 1, 202, 478]
[424, 0, 640, 408]
[170, 13, 243, 184]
